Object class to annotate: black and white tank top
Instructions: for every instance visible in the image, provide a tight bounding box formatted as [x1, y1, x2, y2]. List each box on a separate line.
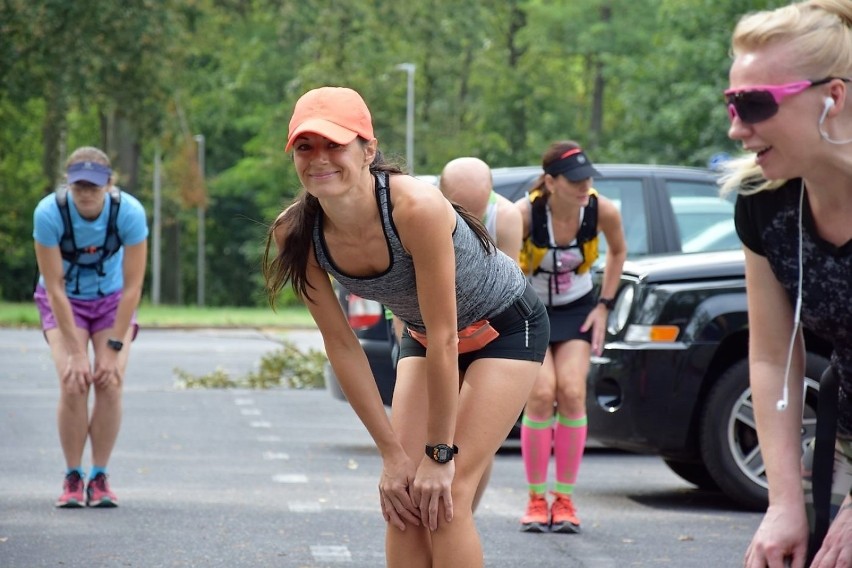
[313, 172, 526, 333]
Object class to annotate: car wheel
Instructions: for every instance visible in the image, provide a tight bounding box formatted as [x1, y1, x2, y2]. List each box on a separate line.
[663, 459, 720, 491]
[699, 354, 829, 511]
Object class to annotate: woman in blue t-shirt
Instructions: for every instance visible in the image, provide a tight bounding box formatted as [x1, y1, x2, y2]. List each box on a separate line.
[33, 146, 149, 509]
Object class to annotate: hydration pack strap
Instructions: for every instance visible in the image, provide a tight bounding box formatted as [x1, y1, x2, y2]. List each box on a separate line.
[807, 366, 839, 565]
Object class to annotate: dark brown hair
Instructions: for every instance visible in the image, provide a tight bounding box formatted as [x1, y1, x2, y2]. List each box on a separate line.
[531, 140, 582, 196]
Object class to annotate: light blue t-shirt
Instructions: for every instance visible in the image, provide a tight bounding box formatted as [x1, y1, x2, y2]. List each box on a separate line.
[33, 187, 149, 299]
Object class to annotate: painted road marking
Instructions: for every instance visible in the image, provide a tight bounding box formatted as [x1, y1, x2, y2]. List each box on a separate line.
[310, 545, 351, 563]
[262, 451, 290, 460]
[273, 474, 308, 484]
[289, 501, 321, 513]
[256, 435, 282, 442]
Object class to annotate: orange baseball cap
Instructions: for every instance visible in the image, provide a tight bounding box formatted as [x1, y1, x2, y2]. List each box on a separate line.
[285, 86, 374, 151]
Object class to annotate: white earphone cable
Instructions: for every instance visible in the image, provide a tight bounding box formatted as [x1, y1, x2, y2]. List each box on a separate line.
[777, 180, 804, 411]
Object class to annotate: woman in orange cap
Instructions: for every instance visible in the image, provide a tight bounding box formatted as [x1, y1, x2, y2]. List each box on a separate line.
[264, 86, 550, 568]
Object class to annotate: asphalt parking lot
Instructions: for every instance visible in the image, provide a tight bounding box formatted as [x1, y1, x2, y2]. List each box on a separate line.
[0, 328, 762, 567]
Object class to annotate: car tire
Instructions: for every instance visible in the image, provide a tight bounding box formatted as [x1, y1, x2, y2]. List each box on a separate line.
[663, 459, 720, 491]
[699, 354, 829, 511]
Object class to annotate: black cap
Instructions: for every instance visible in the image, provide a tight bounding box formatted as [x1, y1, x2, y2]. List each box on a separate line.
[543, 148, 600, 181]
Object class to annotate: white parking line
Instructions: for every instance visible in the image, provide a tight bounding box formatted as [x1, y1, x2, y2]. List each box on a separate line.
[262, 451, 290, 460]
[256, 435, 282, 442]
[249, 421, 272, 428]
[289, 501, 321, 513]
[310, 545, 351, 563]
[240, 408, 262, 416]
[234, 398, 254, 405]
[272, 473, 308, 484]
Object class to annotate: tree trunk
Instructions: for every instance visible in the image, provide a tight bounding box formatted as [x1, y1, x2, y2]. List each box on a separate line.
[41, 80, 68, 194]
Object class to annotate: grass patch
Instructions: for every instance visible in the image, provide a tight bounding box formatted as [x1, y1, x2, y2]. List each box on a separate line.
[174, 340, 326, 390]
[0, 303, 41, 327]
[0, 301, 315, 329]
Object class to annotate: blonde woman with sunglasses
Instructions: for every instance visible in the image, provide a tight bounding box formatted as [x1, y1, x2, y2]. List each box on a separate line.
[722, 2, 852, 567]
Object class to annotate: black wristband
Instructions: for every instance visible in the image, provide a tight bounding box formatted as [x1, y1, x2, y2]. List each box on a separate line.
[598, 297, 615, 310]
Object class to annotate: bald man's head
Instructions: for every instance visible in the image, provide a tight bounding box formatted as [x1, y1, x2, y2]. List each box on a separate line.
[439, 157, 493, 218]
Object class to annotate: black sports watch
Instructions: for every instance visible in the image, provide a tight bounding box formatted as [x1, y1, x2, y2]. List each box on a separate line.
[106, 338, 124, 352]
[425, 444, 458, 464]
[598, 297, 616, 310]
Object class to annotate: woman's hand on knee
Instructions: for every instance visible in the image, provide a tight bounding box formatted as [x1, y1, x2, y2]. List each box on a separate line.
[411, 459, 455, 531]
[811, 501, 852, 568]
[379, 455, 420, 531]
[62, 353, 91, 394]
[93, 353, 122, 389]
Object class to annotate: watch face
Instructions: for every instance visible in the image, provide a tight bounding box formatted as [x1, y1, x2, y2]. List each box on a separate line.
[426, 443, 456, 463]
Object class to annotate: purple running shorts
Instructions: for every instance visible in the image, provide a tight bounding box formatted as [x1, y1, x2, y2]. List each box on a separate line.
[34, 285, 138, 340]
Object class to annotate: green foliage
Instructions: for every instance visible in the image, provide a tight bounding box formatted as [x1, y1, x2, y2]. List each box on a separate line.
[0, 97, 44, 300]
[1, 0, 787, 304]
[173, 340, 326, 390]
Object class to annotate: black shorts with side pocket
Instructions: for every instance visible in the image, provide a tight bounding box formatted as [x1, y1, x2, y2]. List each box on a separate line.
[398, 283, 550, 372]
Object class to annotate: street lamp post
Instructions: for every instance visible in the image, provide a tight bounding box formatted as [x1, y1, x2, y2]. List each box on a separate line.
[152, 143, 162, 305]
[395, 63, 415, 175]
[193, 134, 206, 307]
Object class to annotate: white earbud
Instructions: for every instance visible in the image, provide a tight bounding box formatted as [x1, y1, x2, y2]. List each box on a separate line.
[818, 96, 852, 144]
[821, 97, 835, 121]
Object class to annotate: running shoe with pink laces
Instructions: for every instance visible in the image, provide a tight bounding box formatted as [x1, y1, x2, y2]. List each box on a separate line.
[550, 491, 581, 533]
[520, 491, 549, 532]
[56, 470, 85, 508]
[86, 473, 118, 508]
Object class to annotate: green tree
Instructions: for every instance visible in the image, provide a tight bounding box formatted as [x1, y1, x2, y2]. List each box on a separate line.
[0, 0, 794, 305]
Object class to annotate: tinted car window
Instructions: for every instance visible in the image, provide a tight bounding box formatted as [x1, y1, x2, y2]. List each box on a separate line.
[594, 178, 647, 256]
[667, 182, 738, 253]
[491, 167, 541, 202]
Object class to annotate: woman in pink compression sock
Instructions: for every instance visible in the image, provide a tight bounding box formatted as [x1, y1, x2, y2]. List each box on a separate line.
[515, 140, 626, 533]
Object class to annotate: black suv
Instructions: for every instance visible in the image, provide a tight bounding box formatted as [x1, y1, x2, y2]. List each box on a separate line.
[325, 163, 735, 405]
[588, 249, 831, 510]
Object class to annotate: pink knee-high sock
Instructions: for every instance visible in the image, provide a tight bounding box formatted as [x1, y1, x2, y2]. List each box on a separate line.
[554, 412, 587, 495]
[521, 412, 554, 495]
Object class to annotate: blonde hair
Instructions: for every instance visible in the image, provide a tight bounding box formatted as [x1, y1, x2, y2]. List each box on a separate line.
[66, 146, 111, 168]
[720, 0, 852, 195]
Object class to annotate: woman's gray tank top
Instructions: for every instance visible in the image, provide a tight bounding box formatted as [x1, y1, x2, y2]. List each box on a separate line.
[312, 172, 526, 333]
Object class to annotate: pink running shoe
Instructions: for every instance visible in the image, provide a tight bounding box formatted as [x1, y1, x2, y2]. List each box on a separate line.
[86, 473, 118, 508]
[550, 491, 581, 534]
[520, 491, 549, 533]
[56, 471, 85, 508]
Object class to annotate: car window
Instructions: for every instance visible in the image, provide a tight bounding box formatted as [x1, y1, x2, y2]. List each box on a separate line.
[667, 182, 738, 253]
[492, 171, 540, 202]
[593, 178, 647, 258]
[682, 219, 740, 253]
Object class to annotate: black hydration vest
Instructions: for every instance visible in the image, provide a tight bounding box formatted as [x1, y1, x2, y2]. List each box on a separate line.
[55, 186, 122, 295]
[520, 188, 600, 277]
